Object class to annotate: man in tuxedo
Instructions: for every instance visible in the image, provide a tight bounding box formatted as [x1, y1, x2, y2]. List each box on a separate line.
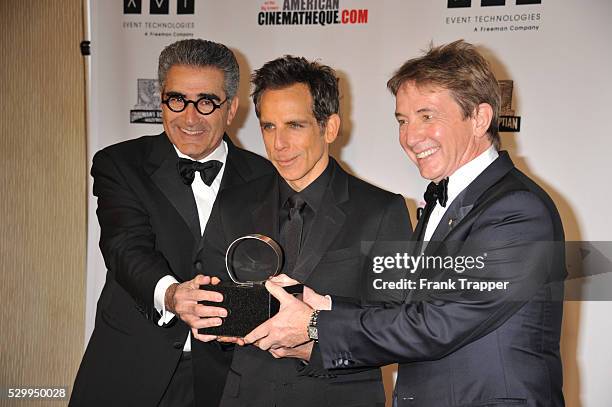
[70, 39, 272, 407]
[244, 40, 566, 407]
[196, 56, 412, 406]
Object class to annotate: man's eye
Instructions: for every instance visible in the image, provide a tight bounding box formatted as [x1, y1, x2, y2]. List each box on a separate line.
[199, 99, 214, 106]
[422, 114, 433, 121]
[288, 122, 303, 129]
[169, 96, 184, 103]
[261, 124, 274, 131]
[397, 119, 406, 126]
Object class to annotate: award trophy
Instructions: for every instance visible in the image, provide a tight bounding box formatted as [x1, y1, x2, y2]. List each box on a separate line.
[198, 234, 302, 337]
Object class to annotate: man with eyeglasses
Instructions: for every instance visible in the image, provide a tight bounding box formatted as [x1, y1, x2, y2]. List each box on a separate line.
[70, 39, 272, 407]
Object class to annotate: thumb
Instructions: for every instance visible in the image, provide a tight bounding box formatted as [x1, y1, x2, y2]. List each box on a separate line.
[265, 280, 294, 304]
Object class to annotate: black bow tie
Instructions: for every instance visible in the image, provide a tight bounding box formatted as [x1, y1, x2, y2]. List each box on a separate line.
[424, 178, 449, 208]
[177, 158, 223, 186]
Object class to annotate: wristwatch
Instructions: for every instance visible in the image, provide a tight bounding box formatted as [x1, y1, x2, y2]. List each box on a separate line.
[307, 310, 320, 341]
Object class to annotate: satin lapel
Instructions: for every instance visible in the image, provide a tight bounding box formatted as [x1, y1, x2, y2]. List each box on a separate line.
[147, 134, 201, 239]
[411, 213, 429, 256]
[251, 176, 280, 242]
[405, 151, 516, 303]
[195, 135, 251, 254]
[423, 151, 515, 257]
[291, 161, 347, 283]
[219, 135, 248, 192]
[427, 189, 473, 250]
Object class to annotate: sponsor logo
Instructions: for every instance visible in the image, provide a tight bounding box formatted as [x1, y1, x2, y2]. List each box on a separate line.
[445, 0, 543, 33]
[258, 0, 368, 26]
[448, 0, 541, 8]
[124, 0, 195, 15]
[498, 80, 520, 132]
[130, 79, 163, 124]
[122, 0, 196, 38]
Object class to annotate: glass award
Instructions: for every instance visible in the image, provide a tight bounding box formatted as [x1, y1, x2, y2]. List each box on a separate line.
[198, 234, 302, 337]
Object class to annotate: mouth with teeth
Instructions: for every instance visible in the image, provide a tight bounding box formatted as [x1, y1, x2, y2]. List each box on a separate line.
[179, 127, 206, 136]
[415, 147, 439, 159]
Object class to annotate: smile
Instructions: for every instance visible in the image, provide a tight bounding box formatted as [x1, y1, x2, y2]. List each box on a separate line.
[415, 147, 439, 159]
[275, 157, 298, 167]
[180, 127, 205, 136]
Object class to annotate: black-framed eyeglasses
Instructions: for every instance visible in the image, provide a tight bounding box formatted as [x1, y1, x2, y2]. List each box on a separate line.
[161, 95, 228, 115]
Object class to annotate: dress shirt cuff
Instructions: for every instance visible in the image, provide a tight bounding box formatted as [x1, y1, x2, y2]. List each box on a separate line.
[154, 275, 180, 326]
[324, 295, 332, 310]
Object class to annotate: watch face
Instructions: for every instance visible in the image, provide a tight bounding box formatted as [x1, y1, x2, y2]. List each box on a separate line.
[308, 326, 318, 340]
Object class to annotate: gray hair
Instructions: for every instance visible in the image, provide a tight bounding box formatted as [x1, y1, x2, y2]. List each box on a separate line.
[158, 39, 239, 100]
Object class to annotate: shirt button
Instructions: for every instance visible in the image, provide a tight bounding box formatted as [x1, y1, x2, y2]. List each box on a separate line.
[173, 341, 183, 349]
[194, 261, 203, 271]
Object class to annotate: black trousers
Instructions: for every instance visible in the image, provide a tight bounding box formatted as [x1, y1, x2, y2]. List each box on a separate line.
[158, 352, 195, 407]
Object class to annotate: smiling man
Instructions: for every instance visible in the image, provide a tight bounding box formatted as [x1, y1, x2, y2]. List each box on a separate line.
[70, 39, 272, 407]
[195, 56, 412, 407]
[244, 41, 566, 407]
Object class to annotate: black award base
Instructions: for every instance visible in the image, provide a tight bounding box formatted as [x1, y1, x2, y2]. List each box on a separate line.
[198, 282, 303, 337]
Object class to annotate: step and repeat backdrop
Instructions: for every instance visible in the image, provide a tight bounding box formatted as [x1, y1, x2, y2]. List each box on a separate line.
[85, 1, 611, 405]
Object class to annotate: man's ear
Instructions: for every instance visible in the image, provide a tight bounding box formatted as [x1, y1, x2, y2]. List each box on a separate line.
[323, 114, 340, 144]
[473, 103, 493, 139]
[226, 97, 240, 125]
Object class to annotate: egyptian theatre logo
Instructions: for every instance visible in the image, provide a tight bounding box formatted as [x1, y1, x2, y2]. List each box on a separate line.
[498, 80, 520, 132]
[130, 79, 162, 124]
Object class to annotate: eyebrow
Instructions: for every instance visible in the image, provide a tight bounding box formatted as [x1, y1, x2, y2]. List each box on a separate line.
[197, 92, 222, 101]
[163, 91, 222, 101]
[286, 119, 308, 126]
[416, 107, 435, 114]
[395, 107, 435, 118]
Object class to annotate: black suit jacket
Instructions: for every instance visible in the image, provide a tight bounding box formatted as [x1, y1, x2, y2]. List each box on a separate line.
[70, 133, 273, 407]
[317, 152, 566, 407]
[198, 158, 412, 407]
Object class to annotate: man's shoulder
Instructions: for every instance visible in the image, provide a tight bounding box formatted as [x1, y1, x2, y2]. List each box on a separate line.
[95, 133, 163, 160]
[487, 167, 559, 217]
[471, 165, 564, 240]
[222, 170, 276, 200]
[340, 164, 403, 204]
[227, 142, 273, 176]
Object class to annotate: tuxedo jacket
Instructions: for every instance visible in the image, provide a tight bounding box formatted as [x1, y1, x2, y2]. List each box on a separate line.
[317, 152, 566, 407]
[70, 133, 273, 407]
[197, 158, 412, 407]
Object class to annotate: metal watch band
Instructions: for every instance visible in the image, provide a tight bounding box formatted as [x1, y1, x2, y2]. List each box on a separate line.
[308, 309, 320, 341]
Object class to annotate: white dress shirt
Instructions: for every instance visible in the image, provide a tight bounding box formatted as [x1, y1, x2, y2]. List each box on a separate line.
[153, 140, 228, 351]
[423, 145, 499, 242]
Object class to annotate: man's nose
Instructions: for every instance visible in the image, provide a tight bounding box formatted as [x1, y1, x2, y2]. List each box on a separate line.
[274, 129, 290, 150]
[184, 103, 200, 124]
[401, 123, 424, 148]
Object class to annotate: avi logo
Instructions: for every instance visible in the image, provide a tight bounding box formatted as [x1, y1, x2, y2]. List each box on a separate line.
[498, 80, 521, 132]
[124, 0, 195, 15]
[448, 0, 540, 8]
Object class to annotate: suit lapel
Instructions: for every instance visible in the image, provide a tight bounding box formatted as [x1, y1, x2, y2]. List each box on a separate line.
[406, 152, 514, 303]
[422, 151, 515, 257]
[251, 175, 280, 242]
[147, 133, 201, 239]
[291, 160, 347, 283]
[219, 135, 249, 192]
[195, 135, 253, 254]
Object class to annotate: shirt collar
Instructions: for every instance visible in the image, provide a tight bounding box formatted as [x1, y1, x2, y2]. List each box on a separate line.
[279, 159, 333, 213]
[445, 145, 498, 207]
[173, 140, 228, 164]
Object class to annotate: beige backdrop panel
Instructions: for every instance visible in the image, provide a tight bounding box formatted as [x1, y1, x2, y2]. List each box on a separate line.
[0, 1, 86, 406]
